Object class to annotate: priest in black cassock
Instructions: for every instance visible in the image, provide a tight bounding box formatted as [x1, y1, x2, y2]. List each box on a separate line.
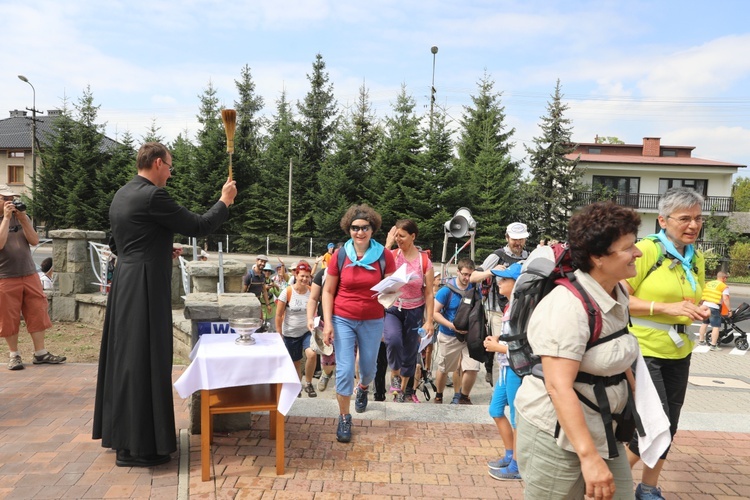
[93, 142, 237, 467]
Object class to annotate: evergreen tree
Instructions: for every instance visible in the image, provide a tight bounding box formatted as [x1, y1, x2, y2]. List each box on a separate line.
[190, 81, 230, 231]
[31, 101, 75, 229]
[419, 108, 457, 255]
[92, 131, 136, 230]
[229, 64, 266, 238]
[245, 90, 296, 253]
[316, 83, 382, 241]
[455, 73, 520, 255]
[65, 87, 112, 229]
[295, 53, 338, 232]
[525, 79, 581, 240]
[141, 119, 164, 144]
[167, 130, 197, 209]
[366, 85, 423, 230]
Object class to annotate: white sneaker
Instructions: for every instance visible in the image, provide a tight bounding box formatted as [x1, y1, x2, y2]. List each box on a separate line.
[318, 373, 331, 392]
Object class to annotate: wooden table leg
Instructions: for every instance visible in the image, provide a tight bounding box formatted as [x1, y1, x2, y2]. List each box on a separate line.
[201, 390, 211, 481]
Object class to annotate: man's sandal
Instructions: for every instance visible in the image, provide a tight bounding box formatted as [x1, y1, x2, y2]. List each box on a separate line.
[33, 352, 67, 364]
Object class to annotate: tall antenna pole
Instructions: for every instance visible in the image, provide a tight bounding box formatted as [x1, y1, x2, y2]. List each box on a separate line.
[287, 158, 293, 255]
[429, 46, 439, 133]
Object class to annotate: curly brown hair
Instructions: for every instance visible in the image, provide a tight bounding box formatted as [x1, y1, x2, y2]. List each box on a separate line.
[339, 204, 382, 234]
[568, 201, 641, 272]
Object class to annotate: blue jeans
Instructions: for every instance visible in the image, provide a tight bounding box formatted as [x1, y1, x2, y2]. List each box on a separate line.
[331, 315, 384, 397]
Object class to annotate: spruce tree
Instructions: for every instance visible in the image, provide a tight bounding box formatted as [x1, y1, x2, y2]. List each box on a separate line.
[93, 131, 136, 230]
[525, 79, 581, 240]
[316, 83, 382, 241]
[455, 73, 520, 256]
[366, 85, 423, 230]
[32, 101, 75, 229]
[229, 65, 266, 238]
[295, 53, 338, 232]
[65, 87, 111, 229]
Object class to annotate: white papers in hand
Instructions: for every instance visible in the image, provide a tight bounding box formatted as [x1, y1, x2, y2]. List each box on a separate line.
[370, 263, 414, 295]
[418, 334, 432, 353]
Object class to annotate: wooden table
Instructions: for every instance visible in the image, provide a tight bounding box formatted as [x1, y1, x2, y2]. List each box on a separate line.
[174, 333, 301, 480]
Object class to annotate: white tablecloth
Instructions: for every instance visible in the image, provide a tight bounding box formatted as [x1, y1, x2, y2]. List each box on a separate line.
[174, 333, 301, 415]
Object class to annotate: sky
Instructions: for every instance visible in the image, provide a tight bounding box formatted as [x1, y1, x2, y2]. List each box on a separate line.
[3, 0, 750, 175]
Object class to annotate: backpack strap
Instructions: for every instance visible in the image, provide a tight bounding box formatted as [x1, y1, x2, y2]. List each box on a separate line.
[337, 246, 387, 279]
[555, 273, 603, 343]
[642, 236, 699, 283]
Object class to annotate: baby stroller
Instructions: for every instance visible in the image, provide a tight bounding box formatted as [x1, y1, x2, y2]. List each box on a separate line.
[717, 302, 750, 350]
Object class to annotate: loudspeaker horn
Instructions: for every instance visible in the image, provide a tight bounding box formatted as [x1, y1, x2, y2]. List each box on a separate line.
[443, 207, 476, 238]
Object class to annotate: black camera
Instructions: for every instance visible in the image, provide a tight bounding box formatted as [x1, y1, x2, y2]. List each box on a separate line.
[12, 199, 26, 212]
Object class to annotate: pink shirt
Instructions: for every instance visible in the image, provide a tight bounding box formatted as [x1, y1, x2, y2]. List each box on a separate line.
[327, 248, 397, 321]
[393, 250, 432, 309]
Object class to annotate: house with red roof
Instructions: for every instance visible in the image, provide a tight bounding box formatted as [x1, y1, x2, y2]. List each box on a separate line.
[568, 137, 745, 245]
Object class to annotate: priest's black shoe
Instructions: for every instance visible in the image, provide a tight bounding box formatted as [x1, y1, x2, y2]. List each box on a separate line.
[116, 449, 171, 467]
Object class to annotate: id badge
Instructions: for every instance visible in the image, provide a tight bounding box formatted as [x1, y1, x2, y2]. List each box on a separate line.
[668, 326, 684, 348]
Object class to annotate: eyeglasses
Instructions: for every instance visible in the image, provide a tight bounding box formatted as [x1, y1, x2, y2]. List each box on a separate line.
[163, 159, 174, 173]
[350, 225, 371, 233]
[458, 271, 472, 278]
[667, 215, 704, 225]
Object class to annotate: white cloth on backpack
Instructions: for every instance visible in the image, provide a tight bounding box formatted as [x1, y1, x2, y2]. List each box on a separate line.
[634, 353, 672, 468]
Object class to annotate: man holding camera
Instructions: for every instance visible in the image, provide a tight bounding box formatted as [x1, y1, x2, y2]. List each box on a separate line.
[0, 184, 65, 370]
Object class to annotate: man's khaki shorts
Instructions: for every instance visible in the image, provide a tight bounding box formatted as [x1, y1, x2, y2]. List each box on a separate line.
[435, 332, 480, 373]
[0, 274, 52, 337]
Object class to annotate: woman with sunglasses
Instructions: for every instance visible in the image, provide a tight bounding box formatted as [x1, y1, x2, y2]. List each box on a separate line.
[322, 204, 396, 443]
[623, 187, 709, 500]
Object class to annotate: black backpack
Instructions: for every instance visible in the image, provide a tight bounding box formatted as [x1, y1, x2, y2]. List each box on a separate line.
[444, 282, 487, 362]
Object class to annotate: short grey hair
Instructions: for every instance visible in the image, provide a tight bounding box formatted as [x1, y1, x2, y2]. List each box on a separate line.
[658, 187, 704, 217]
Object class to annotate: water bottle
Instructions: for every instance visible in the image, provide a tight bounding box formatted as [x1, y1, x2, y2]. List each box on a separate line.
[417, 327, 427, 338]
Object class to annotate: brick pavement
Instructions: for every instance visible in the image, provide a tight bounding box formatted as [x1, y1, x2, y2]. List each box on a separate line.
[2, 362, 750, 499]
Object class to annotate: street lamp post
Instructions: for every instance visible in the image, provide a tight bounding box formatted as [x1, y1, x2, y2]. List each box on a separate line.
[17, 75, 38, 203]
[429, 46, 438, 133]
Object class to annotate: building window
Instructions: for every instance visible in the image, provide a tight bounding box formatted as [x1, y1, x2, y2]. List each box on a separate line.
[592, 175, 640, 207]
[588, 147, 601, 154]
[662, 150, 676, 157]
[8, 165, 24, 184]
[659, 178, 707, 196]
[8, 151, 25, 158]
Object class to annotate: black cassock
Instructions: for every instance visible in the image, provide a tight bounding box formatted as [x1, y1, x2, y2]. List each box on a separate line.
[93, 175, 228, 456]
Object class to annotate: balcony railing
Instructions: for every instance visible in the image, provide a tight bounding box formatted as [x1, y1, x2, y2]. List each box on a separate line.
[575, 192, 735, 213]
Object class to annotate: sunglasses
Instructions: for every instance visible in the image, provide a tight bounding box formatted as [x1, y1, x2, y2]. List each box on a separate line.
[350, 225, 371, 233]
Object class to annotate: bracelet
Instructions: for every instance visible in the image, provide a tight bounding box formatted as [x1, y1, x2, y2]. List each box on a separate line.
[649, 301, 655, 316]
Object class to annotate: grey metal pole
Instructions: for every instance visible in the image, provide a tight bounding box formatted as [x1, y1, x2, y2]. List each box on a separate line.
[429, 46, 438, 133]
[18, 75, 37, 226]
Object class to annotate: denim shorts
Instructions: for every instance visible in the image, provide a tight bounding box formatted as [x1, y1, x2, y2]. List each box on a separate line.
[702, 306, 722, 328]
[282, 331, 312, 362]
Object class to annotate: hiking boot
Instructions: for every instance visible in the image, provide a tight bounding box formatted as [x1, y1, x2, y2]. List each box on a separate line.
[710, 344, 721, 351]
[354, 385, 369, 413]
[393, 391, 405, 403]
[317, 373, 331, 392]
[697, 340, 707, 346]
[32, 351, 66, 364]
[451, 392, 462, 404]
[458, 394, 473, 405]
[488, 456, 512, 470]
[409, 392, 420, 403]
[434, 392, 443, 404]
[635, 483, 665, 500]
[389, 375, 402, 394]
[336, 414, 352, 443]
[8, 355, 24, 371]
[304, 383, 317, 398]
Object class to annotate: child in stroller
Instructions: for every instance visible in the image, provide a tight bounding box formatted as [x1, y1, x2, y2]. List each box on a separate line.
[717, 302, 750, 350]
